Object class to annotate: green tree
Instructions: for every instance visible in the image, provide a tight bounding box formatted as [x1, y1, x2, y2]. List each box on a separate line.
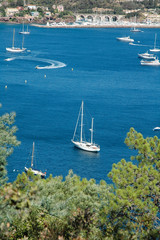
[0, 111, 20, 185]
[107, 128, 160, 239]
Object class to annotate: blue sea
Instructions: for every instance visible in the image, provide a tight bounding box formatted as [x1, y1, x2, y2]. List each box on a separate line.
[1, 23, 160, 183]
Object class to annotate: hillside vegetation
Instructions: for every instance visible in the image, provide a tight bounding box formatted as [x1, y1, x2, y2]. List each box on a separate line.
[0, 111, 160, 239]
[1, 0, 159, 12]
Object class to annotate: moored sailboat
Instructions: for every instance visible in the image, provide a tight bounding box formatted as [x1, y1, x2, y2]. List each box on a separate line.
[71, 101, 100, 152]
[25, 142, 46, 178]
[6, 29, 26, 53]
[150, 33, 160, 52]
[19, 22, 30, 35]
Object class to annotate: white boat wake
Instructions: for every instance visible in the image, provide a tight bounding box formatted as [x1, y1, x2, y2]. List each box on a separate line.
[34, 58, 66, 69]
[129, 43, 153, 47]
[5, 57, 16, 61]
[4, 56, 66, 69]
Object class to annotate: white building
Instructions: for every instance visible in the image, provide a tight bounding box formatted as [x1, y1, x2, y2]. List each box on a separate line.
[6, 8, 19, 17]
[27, 5, 37, 10]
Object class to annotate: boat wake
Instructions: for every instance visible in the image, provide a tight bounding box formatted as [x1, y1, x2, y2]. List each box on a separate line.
[4, 56, 66, 69]
[34, 58, 66, 69]
[4, 57, 16, 61]
[129, 43, 152, 47]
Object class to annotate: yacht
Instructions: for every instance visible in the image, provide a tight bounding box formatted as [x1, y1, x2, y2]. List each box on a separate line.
[6, 29, 26, 53]
[140, 57, 160, 66]
[138, 51, 156, 60]
[116, 36, 134, 42]
[71, 101, 100, 153]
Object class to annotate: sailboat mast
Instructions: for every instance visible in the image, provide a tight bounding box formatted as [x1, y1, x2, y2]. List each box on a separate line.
[12, 29, 15, 48]
[154, 33, 157, 48]
[80, 101, 83, 142]
[31, 142, 35, 167]
[22, 35, 24, 49]
[90, 118, 94, 145]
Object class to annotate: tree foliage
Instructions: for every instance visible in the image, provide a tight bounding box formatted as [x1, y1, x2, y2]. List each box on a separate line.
[0, 112, 20, 185]
[0, 123, 160, 239]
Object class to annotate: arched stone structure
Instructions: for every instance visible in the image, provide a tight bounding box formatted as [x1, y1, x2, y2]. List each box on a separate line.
[75, 13, 124, 23]
[86, 15, 94, 22]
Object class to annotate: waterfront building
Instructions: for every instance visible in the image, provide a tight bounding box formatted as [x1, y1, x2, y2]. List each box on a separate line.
[6, 8, 19, 17]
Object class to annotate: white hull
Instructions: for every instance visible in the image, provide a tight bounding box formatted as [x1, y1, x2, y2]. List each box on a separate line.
[25, 167, 46, 178]
[117, 37, 134, 42]
[72, 140, 100, 152]
[19, 31, 30, 35]
[130, 28, 141, 32]
[141, 59, 160, 66]
[138, 53, 155, 60]
[6, 47, 26, 53]
[150, 48, 160, 52]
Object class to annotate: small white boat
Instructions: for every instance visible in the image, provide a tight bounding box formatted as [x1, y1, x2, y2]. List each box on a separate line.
[150, 33, 160, 52]
[116, 36, 134, 42]
[19, 22, 30, 35]
[130, 27, 142, 32]
[6, 29, 26, 53]
[141, 57, 160, 66]
[153, 127, 160, 131]
[25, 142, 46, 178]
[138, 51, 156, 60]
[71, 101, 100, 153]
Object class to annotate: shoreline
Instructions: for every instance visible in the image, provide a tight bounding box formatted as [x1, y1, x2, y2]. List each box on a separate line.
[31, 23, 160, 28]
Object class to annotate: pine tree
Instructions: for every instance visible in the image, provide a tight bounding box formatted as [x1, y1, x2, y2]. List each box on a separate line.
[0, 111, 20, 185]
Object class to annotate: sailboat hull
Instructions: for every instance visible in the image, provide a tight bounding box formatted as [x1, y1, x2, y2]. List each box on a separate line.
[19, 32, 30, 35]
[72, 140, 100, 152]
[6, 47, 26, 53]
[150, 49, 160, 52]
[25, 167, 46, 178]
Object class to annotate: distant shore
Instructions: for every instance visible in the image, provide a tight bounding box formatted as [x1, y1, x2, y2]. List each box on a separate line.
[31, 23, 160, 29]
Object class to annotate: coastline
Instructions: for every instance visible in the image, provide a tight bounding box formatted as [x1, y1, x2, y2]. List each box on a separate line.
[31, 23, 160, 28]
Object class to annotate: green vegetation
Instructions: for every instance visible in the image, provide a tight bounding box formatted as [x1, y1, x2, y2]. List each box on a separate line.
[0, 109, 160, 239]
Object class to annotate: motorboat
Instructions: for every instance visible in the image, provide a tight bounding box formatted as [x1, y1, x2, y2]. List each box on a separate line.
[140, 57, 160, 66]
[153, 127, 160, 131]
[71, 101, 100, 153]
[138, 51, 156, 60]
[116, 36, 134, 42]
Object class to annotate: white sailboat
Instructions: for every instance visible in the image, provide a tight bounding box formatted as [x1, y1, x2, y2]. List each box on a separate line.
[6, 29, 26, 53]
[25, 142, 46, 178]
[19, 22, 30, 35]
[71, 101, 100, 152]
[150, 33, 160, 52]
[130, 27, 142, 32]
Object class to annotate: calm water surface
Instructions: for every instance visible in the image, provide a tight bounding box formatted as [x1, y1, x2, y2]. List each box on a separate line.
[1, 24, 160, 183]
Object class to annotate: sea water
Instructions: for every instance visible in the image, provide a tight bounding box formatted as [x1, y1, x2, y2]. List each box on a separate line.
[1, 23, 160, 183]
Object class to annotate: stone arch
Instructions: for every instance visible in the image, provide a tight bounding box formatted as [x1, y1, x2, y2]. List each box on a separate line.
[112, 16, 118, 22]
[78, 15, 85, 21]
[86, 15, 93, 22]
[105, 16, 110, 22]
[95, 16, 101, 23]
